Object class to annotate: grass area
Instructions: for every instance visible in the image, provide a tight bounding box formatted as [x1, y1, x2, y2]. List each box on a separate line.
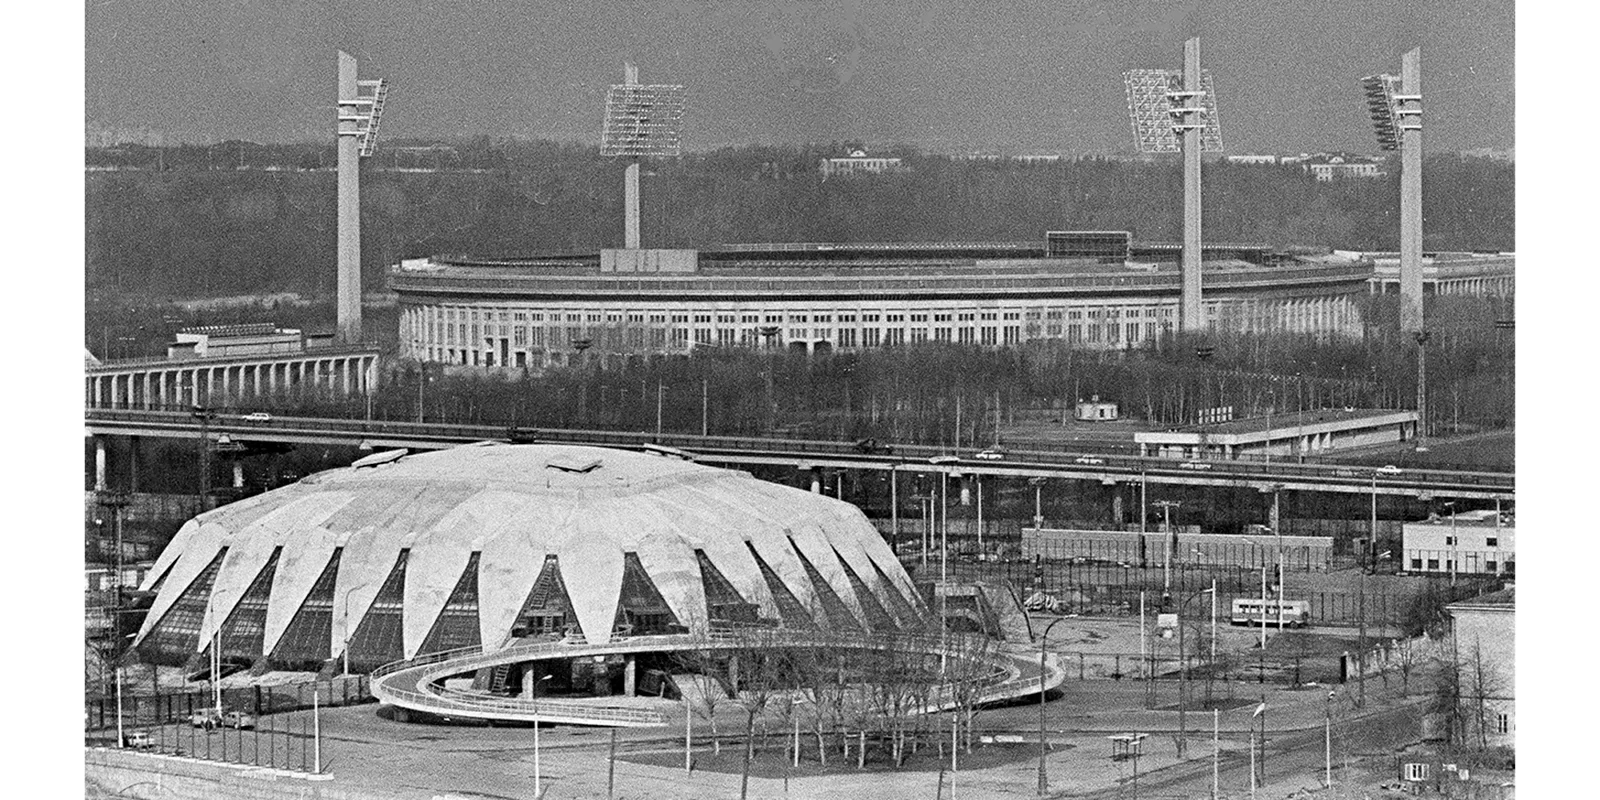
[622, 734, 1057, 779]
[1327, 430, 1514, 471]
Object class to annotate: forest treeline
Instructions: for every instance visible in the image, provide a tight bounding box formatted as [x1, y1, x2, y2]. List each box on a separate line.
[86, 141, 1513, 300]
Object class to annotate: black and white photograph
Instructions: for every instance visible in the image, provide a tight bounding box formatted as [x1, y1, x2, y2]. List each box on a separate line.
[27, 0, 1567, 797]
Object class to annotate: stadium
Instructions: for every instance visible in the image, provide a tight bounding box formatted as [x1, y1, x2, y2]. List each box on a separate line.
[132, 443, 927, 671]
[391, 231, 1373, 370]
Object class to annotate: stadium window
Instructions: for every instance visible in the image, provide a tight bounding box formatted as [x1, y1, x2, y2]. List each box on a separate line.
[1426, 559, 1439, 570]
[1002, 325, 1020, 344]
[672, 314, 689, 323]
[1067, 324, 1082, 343]
[957, 328, 974, 344]
[1410, 558, 1422, 570]
[1496, 713, 1509, 734]
[909, 313, 927, 322]
[1127, 322, 1140, 341]
[980, 327, 997, 345]
[1486, 537, 1498, 547]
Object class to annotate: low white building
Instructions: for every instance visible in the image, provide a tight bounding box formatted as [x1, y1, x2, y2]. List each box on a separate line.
[1402, 510, 1514, 576]
[1134, 408, 1419, 460]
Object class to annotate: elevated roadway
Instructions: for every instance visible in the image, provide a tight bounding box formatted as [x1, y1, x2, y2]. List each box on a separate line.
[84, 407, 1512, 501]
[369, 629, 1064, 727]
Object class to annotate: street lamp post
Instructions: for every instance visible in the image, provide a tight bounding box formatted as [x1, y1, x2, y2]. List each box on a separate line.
[1175, 584, 1217, 759]
[532, 673, 553, 797]
[1030, 477, 1045, 529]
[1443, 500, 1459, 584]
[1037, 616, 1070, 798]
[1153, 500, 1182, 606]
[339, 581, 373, 676]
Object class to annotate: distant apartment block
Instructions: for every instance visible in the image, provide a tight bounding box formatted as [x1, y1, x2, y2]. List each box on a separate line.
[1224, 154, 1278, 165]
[820, 150, 904, 179]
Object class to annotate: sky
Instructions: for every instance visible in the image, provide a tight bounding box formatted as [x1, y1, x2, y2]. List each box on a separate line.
[85, 0, 1513, 154]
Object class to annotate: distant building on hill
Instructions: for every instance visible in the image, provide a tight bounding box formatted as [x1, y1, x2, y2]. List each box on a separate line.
[820, 150, 905, 179]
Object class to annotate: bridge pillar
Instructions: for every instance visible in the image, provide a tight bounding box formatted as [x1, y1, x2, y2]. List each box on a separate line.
[960, 477, 971, 507]
[1111, 491, 1124, 526]
[233, 460, 245, 489]
[624, 657, 637, 697]
[809, 471, 822, 494]
[94, 436, 107, 492]
[521, 662, 539, 699]
[129, 436, 141, 493]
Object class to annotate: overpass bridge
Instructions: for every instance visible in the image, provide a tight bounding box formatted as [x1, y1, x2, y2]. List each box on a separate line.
[84, 408, 1513, 501]
[369, 629, 1064, 727]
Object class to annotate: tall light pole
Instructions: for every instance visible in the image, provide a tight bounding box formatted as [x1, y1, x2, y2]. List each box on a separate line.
[1176, 584, 1217, 759]
[532, 673, 553, 797]
[1153, 500, 1182, 606]
[1443, 500, 1458, 584]
[1037, 616, 1070, 798]
[1030, 477, 1046, 529]
[338, 581, 372, 676]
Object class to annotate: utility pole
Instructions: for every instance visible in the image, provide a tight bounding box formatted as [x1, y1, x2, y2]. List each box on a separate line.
[701, 378, 708, 436]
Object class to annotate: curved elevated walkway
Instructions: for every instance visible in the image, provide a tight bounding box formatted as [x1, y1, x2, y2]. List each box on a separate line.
[371, 630, 1064, 727]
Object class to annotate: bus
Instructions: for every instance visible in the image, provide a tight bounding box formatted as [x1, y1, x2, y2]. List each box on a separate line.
[1230, 598, 1311, 628]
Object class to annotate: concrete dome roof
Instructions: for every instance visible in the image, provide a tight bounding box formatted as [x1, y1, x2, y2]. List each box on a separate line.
[133, 443, 924, 670]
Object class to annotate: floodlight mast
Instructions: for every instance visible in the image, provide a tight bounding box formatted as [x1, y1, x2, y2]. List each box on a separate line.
[1398, 49, 1424, 336]
[336, 52, 387, 345]
[623, 63, 642, 249]
[1124, 39, 1221, 336]
[601, 65, 685, 250]
[1179, 38, 1203, 334]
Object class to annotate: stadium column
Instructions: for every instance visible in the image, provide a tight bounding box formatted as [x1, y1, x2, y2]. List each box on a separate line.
[624, 657, 637, 697]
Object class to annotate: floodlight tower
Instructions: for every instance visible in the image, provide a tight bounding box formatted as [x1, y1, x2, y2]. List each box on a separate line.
[1125, 38, 1223, 334]
[601, 64, 685, 249]
[336, 51, 388, 344]
[1363, 49, 1426, 444]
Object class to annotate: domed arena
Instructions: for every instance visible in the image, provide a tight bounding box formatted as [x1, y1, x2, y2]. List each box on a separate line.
[131, 442, 927, 674]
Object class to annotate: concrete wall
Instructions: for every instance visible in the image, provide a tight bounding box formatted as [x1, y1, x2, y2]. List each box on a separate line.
[85, 748, 408, 800]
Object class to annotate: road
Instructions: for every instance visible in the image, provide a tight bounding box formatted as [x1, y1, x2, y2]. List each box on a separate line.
[85, 407, 1513, 501]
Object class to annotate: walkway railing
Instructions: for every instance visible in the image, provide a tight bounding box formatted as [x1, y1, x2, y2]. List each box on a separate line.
[370, 628, 1062, 727]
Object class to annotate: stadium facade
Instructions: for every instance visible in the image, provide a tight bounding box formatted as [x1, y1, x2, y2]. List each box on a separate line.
[391, 233, 1373, 370]
[131, 443, 926, 672]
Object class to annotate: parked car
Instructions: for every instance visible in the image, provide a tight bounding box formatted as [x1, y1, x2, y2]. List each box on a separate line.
[222, 710, 256, 730]
[189, 709, 223, 729]
[929, 455, 960, 465]
[1376, 464, 1403, 475]
[121, 730, 155, 749]
[1074, 456, 1106, 466]
[975, 449, 1006, 461]
[241, 412, 273, 423]
[1178, 461, 1213, 471]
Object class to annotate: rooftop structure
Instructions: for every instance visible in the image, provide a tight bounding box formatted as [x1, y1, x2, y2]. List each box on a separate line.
[131, 443, 925, 672]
